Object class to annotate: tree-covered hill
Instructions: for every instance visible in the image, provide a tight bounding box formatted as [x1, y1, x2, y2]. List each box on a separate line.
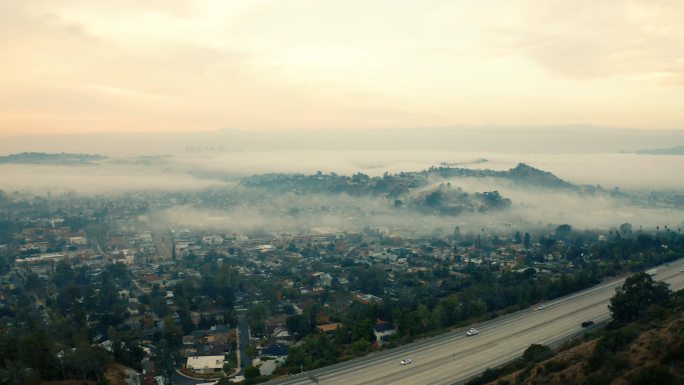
[242, 163, 576, 196]
[0, 152, 107, 165]
[240, 163, 578, 217]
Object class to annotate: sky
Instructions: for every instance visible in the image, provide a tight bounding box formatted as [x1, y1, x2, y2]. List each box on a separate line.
[1, 0, 684, 137]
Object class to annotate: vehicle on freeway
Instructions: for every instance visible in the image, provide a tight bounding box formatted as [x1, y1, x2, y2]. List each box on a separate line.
[537, 304, 545, 310]
[400, 358, 412, 365]
[680, 269, 684, 272]
[466, 328, 479, 336]
[581, 321, 595, 327]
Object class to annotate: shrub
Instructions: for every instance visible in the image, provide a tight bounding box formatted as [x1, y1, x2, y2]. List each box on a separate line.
[628, 365, 674, 385]
[522, 344, 555, 364]
[544, 359, 569, 373]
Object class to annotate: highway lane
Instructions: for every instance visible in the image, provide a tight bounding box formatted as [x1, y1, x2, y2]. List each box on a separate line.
[269, 259, 684, 385]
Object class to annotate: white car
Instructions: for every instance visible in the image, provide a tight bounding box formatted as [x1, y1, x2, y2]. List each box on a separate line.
[400, 358, 412, 365]
[466, 328, 479, 336]
[537, 304, 545, 310]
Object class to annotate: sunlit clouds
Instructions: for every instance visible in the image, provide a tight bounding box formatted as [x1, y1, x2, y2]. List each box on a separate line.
[1, 0, 683, 136]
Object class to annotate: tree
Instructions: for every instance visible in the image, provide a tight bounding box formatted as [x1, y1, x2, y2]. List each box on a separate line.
[609, 272, 671, 324]
[425, 191, 443, 207]
[286, 314, 307, 338]
[247, 302, 269, 336]
[286, 334, 338, 371]
[522, 344, 554, 364]
[64, 345, 111, 383]
[18, 329, 57, 379]
[523, 233, 531, 249]
[244, 366, 260, 380]
[628, 365, 674, 385]
[351, 318, 372, 342]
[619, 223, 633, 235]
[162, 314, 184, 345]
[555, 224, 572, 239]
[480, 191, 511, 209]
[53, 261, 74, 287]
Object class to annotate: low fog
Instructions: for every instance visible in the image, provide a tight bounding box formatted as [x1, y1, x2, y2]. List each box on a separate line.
[155, 178, 684, 237]
[3, 127, 684, 156]
[2, 150, 683, 193]
[0, 164, 229, 195]
[2, 140, 683, 234]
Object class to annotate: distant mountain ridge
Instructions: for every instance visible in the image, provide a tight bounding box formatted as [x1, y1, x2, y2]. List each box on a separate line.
[0, 152, 108, 164]
[4, 127, 684, 155]
[635, 145, 684, 155]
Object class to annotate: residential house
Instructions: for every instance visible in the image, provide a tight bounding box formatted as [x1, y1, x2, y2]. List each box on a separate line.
[316, 323, 340, 334]
[372, 320, 396, 345]
[186, 355, 225, 374]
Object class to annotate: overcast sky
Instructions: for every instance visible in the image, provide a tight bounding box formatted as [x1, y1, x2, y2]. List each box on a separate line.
[1, 0, 683, 137]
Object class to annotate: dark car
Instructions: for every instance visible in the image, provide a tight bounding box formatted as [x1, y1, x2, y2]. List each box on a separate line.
[581, 321, 594, 327]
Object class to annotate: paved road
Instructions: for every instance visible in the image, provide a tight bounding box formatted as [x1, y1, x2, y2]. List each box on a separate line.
[149, 209, 173, 260]
[269, 260, 684, 385]
[237, 313, 252, 373]
[171, 370, 208, 385]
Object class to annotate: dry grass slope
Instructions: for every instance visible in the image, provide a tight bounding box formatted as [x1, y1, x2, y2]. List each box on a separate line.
[476, 292, 684, 385]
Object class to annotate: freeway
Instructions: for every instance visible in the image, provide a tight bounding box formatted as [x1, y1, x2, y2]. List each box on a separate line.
[269, 259, 684, 385]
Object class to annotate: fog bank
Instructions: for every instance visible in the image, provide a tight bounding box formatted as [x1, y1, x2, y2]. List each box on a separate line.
[2, 127, 684, 156]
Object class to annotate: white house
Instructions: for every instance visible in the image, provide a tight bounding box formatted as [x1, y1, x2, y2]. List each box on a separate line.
[68, 236, 87, 246]
[202, 235, 224, 245]
[186, 355, 225, 374]
[372, 320, 396, 345]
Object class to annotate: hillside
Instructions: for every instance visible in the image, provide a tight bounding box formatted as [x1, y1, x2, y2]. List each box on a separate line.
[426, 163, 576, 190]
[469, 290, 684, 385]
[0, 152, 107, 164]
[503, 163, 575, 189]
[243, 163, 577, 196]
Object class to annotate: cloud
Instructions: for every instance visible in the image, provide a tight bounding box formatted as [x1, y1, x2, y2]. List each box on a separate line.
[169, 150, 684, 191]
[1, 148, 683, 232]
[0, 163, 228, 195]
[3, 145, 684, 193]
[156, 180, 684, 236]
[484, 0, 684, 83]
[2, 0, 684, 134]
